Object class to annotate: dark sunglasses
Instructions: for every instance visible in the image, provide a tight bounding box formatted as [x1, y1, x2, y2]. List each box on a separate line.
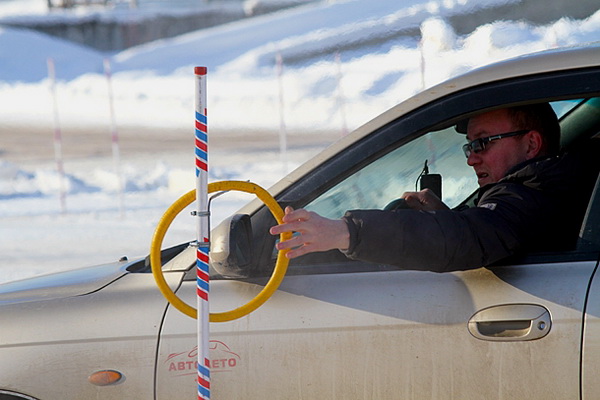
[462, 129, 530, 158]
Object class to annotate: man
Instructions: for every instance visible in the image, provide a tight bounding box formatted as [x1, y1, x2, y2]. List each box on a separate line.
[270, 103, 595, 272]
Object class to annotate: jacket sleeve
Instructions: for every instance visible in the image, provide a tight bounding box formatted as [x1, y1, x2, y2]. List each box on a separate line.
[341, 182, 550, 272]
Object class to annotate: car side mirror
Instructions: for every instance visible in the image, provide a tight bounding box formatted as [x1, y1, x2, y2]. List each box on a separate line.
[210, 214, 254, 278]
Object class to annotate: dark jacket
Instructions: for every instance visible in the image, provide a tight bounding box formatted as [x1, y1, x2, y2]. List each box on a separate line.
[342, 153, 597, 272]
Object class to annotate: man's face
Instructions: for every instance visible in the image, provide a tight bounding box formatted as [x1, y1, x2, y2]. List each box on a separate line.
[466, 109, 531, 187]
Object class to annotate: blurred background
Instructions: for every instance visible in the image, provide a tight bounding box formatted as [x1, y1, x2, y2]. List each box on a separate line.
[1, 0, 598, 283]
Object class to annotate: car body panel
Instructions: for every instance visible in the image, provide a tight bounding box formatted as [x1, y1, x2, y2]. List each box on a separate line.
[156, 261, 597, 399]
[0, 272, 180, 399]
[0, 262, 128, 305]
[583, 262, 600, 399]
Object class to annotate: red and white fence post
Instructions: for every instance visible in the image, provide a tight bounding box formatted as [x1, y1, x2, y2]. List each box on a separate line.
[103, 58, 125, 218]
[47, 58, 67, 214]
[334, 51, 348, 137]
[276, 53, 288, 173]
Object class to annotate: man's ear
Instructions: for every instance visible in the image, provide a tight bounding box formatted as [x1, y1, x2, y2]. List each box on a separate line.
[525, 130, 544, 159]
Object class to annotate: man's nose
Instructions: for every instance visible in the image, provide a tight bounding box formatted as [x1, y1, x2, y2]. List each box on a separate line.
[466, 152, 479, 166]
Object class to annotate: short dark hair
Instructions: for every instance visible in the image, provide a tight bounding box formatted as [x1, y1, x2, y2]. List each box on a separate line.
[455, 102, 561, 155]
[505, 103, 560, 155]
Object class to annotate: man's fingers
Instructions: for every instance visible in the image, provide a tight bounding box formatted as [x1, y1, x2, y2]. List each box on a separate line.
[281, 207, 314, 223]
[270, 219, 307, 236]
[285, 247, 307, 259]
[270, 222, 284, 235]
[400, 192, 422, 209]
[270, 207, 350, 257]
[283, 241, 316, 259]
[275, 234, 303, 250]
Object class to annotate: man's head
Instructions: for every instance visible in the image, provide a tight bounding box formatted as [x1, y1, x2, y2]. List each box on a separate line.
[461, 103, 560, 187]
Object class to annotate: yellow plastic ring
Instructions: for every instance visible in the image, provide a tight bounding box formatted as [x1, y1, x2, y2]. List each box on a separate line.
[150, 181, 291, 322]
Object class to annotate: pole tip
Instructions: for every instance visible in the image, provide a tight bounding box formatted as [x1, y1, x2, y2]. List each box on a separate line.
[195, 66, 208, 75]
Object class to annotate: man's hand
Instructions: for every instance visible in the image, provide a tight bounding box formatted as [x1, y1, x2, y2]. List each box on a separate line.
[401, 188, 449, 211]
[269, 206, 350, 259]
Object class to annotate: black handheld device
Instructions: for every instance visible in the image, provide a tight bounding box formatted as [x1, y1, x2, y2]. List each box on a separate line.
[420, 173, 442, 199]
[418, 160, 442, 199]
[384, 160, 443, 211]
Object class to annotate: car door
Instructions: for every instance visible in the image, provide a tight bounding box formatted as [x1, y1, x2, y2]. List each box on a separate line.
[581, 174, 600, 400]
[155, 66, 600, 399]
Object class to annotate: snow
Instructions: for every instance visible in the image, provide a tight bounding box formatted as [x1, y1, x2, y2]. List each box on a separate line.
[1, 0, 599, 284]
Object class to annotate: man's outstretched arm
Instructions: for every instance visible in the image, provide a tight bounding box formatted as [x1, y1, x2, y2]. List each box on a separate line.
[269, 206, 350, 259]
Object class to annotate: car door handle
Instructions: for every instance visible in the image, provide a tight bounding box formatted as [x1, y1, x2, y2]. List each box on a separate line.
[467, 304, 551, 342]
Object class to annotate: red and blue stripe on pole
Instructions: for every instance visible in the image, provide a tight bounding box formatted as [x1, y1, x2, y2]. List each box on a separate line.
[195, 111, 208, 177]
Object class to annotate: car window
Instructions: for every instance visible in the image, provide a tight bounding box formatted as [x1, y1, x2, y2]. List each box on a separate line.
[270, 97, 600, 272]
[553, 99, 584, 119]
[304, 99, 586, 219]
[305, 127, 475, 217]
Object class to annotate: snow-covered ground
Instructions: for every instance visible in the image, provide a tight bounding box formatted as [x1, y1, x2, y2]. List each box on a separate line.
[1, 0, 599, 284]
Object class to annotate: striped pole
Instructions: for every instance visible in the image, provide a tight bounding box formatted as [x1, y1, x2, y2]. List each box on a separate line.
[194, 66, 211, 400]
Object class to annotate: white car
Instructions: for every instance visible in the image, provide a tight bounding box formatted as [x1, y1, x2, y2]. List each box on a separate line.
[1, 44, 600, 400]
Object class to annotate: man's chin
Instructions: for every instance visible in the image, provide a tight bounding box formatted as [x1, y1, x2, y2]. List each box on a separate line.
[478, 177, 493, 187]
